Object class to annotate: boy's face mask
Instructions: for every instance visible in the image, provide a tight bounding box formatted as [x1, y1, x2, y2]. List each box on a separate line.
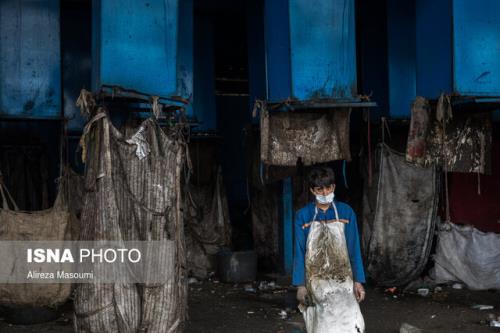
[315, 192, 334, 204]
[311, 184, 335, 204]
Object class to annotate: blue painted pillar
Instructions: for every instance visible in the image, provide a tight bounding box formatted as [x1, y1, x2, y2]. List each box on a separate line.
[415, 0, 452, 98]
[246, 0, 266, 120]
[264, 0, 292, 101]
[282, 177, 293, 274]
[264, 0, 293, 274]
[387, 0, 416, 118]
[0, 0, 61, 119]
[192, 14, 216, 131]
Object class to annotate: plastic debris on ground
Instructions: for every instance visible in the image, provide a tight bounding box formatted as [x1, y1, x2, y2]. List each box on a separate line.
[258, 281, 277, 291]
[279, 310, 288, 319]
[471, 304, 494, 310]
[491, 320, 500, 328]
[417, 288, 429, 297]
[400, 322, 422, 333]
[188, 277, 199, 284]
[244, 284, 257, 293]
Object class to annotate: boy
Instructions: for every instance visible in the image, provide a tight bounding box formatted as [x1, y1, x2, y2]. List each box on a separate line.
[293, 166, 366, 332]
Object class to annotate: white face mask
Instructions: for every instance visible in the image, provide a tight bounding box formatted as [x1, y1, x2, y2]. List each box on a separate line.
[315, 192, 334, 205]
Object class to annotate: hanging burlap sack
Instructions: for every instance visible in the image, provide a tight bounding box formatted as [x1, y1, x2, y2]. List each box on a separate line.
[0, 173, 75, 307]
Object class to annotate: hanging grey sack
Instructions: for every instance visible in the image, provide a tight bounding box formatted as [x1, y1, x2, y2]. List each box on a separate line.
[260, 108, 351, 166]
[362, 144, 438, 286]
[74, 108, 187, 333]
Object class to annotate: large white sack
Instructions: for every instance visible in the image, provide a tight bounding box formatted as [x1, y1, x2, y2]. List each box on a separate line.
[433, 222, 500, 290]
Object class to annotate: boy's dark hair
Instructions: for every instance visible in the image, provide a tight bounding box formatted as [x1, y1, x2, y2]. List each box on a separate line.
[308, 167, 335, 188]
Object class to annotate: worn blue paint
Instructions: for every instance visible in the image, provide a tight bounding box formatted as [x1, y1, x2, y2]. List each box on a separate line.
[264, 0, 292, 101]
[0, 0, 61, 118]
[264, 0, 357, 101]
[193, 14, 216, 131]
[416, 0, 452, 98]
[177, 0, 193, 117]
[415, 0, 500, 97]
[283, 177, 293, 275]
[387, 0, 416, 118]
[289, 0, 357, 99]
[92, 0, 179, 97]
[453, 0, 500, 96]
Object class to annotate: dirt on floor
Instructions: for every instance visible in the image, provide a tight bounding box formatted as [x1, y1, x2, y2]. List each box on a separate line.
[1, 281, 499, 332]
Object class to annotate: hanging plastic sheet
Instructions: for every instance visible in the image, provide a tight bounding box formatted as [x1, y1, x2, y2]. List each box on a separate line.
[406, 95, 492, 174]
[362, 144, 438, 286]
[74, 99, 187, 332]
[260, 108, 351, 166]
[433, 222, 500, 290]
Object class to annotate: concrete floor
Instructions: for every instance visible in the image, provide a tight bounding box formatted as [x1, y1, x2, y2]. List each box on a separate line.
[1, 281, 499, 332]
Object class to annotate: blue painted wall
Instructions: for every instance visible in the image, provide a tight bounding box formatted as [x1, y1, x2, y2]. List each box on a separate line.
[0, 0, 61, 119]
[453, 0, 500, 96]
[387, 0, 416, 118]
[289, 0, 357, 99]
[92, 0, 179, 97]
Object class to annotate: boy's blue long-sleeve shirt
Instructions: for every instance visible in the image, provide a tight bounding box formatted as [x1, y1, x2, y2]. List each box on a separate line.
[292, 201, 366, 286]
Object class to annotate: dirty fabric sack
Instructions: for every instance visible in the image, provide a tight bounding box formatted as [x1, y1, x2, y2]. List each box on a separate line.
[260, 108, 351, 166]
[363, 144, 438, 286]
[184, 167, 231, 279]
[301, 205, 364, 333]
[74, 110, 187, 333]
[406, 95, 492, 173]
[433, 222, 500, 290]
[0, 174, 74, 307]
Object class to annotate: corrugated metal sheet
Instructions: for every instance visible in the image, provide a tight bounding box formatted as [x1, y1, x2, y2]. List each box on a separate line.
[0, 0, 61, 119]
[92, 0, 179, 97]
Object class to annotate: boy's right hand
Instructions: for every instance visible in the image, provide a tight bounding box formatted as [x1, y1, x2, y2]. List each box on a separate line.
[296, 286, 308, 304]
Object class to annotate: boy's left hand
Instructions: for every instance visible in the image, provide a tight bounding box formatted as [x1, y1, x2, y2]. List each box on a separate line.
[354, 282, 366, 303]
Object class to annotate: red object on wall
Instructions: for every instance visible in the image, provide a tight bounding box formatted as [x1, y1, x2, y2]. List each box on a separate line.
[447, 141, 500, 233]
